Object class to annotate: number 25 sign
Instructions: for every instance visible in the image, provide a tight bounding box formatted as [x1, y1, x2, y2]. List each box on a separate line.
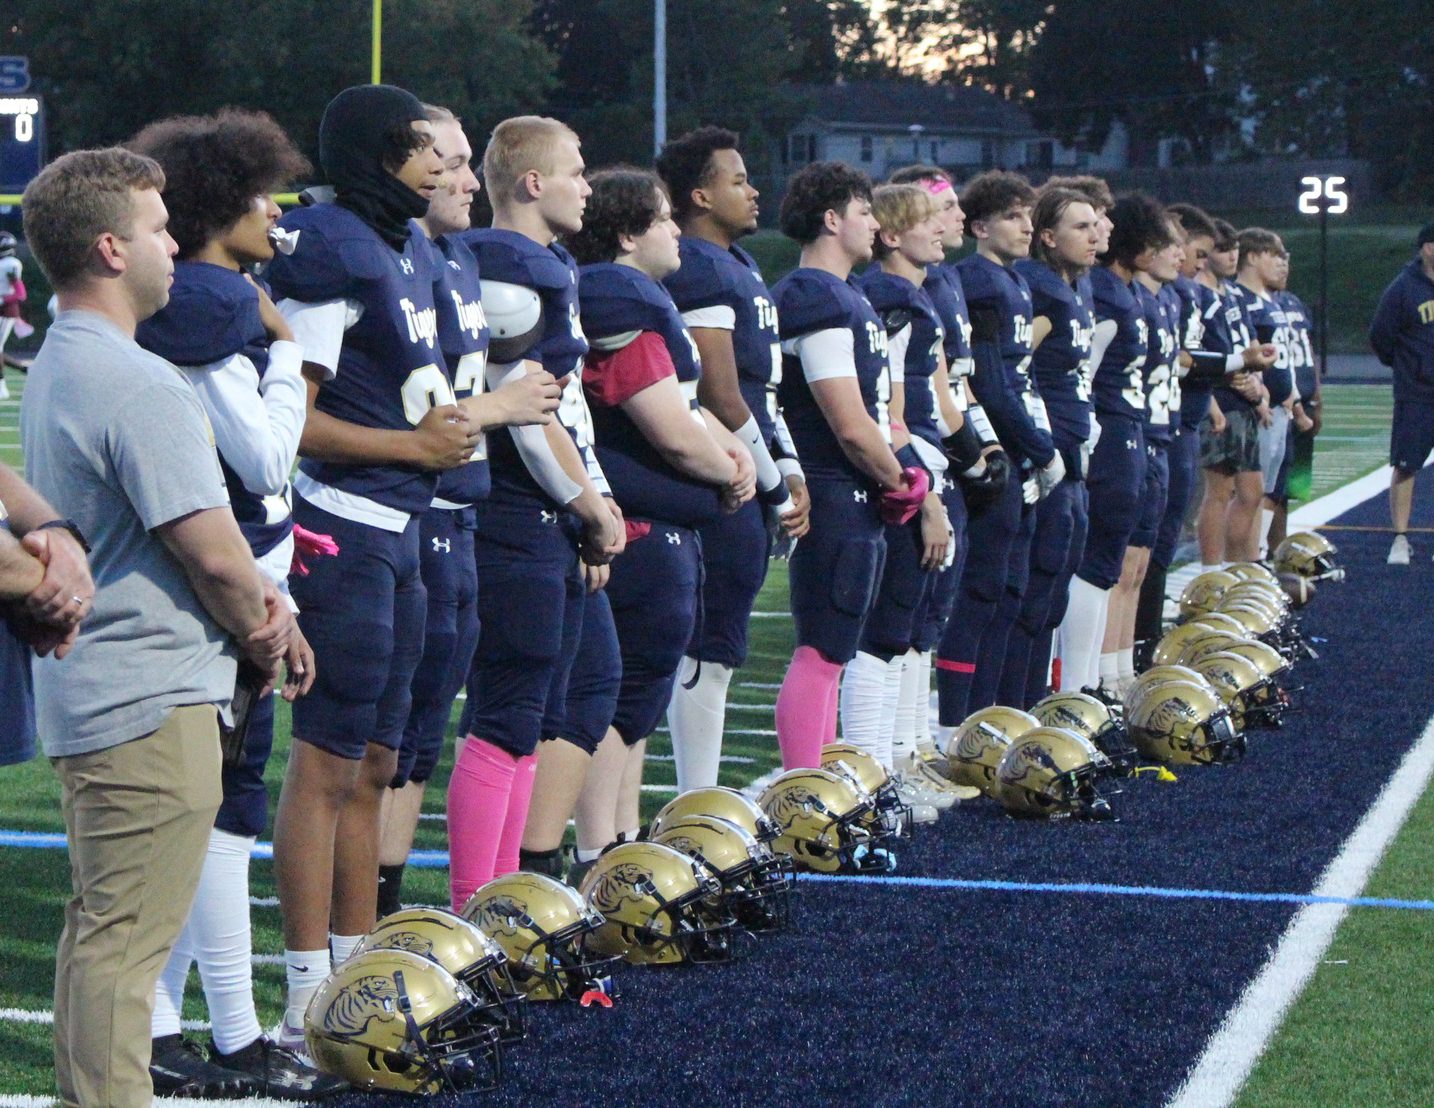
[1298, 176, 1348, 215]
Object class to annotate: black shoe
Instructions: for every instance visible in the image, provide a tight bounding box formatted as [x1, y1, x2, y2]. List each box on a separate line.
[566, 857, 595, 891]
[149, 1034, 255, 1099]
[214, 1035, 349, 1100]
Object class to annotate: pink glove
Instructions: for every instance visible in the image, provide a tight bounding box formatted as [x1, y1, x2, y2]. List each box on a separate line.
[879, 466, 930, 525]
[290, 523, 340, 577]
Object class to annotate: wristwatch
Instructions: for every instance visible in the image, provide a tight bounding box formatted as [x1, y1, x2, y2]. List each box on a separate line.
[35, 518, 91, 554]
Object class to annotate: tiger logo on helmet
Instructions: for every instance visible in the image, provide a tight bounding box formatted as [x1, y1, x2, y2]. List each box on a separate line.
[758, 768, 893, 874]
[1030, 691, 1136, 775]
[1127, 678, 1244, 765]
[944, 706, 1040, 796]
[994, 727, 1116, 821]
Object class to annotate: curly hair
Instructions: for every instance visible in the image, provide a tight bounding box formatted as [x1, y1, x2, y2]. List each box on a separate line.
[655, 126, 740, 222]
[566, 167, 666, 265]
[779, 161, 873, 245]
[1167, 202, 1216, 244]
[127, 108, 310, 258]
[959, 170, 1035, 227]
[1101, 192, 1175, 269]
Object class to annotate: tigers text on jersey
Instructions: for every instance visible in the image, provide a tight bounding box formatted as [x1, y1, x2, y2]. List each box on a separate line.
[266, 204, 444, 520]
[1236, 282, 1295, 405]
[956, 252, 1052, 468]
[664, 237, 782, 442]
[429, 234, 491, 507]
[859, 268, 945, 451]
[1014, 258, 1094, 455]
[1087, 266, 1148, 421]
[137, 260, 295, 557]
[774, 267, 891, 484]
[461, 228, 595, 507]
[580, 262, 723, 528]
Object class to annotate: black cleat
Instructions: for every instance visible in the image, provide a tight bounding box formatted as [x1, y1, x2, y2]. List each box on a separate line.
[214, 1035, 349, 1100]
[149, 1034, 254, 1099]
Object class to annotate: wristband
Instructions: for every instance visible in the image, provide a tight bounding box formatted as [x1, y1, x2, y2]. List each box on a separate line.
[36, 518, 90, 554]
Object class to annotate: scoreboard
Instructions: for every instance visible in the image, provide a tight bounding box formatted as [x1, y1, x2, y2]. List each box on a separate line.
[0, 95, 44, 195]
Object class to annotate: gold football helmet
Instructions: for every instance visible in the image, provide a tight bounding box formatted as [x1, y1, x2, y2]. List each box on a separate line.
[1192, 649, 1269, 731]
[944, 706, 1041, 796]
[758, 767, 892, 874]
[994, 726, 1116, 820]
[1191, 611, 1248, 638]
[652, 814, 794, 932]
[359, 908, 523, 1041]
[305, 948, 502, 1094]
[1223, 579, 1290, 615]
[579, 841, 736, 965]
[1152, 621, 1231, 667]
[1030, 691, 1135, 774]
[1225, 561, 1281, 586]
[650, 786, 781, 845]
[820, 742, 910, 839]
[1273, 531, 1343, 582]
[1125, 665, 1216, 719]
[1179, 569, 1238, 618]
[1216, 599, 1281, 644]
[1180, 631, 1253, 667]
[1127, 678, 1244, 765]
[461, 873, 617, 1003]
[1216, 638, 1294, 726]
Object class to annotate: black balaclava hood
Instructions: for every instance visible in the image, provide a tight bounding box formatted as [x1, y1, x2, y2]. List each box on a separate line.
[319, 84, 430, 251]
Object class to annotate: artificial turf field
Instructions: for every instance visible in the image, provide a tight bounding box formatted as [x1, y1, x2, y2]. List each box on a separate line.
[1, 365, 1431, 1105]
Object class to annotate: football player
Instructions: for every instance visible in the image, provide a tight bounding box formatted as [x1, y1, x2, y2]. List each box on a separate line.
[845, 184, 952, 811]
[1004, 185, 1100, 707]
[1373, 224, 1434, 563]
[1234, 228, 1308, 556]
[1119, 210, 1185, 680]
[1056, 192, 1163, 697]
[656, 127, 808, 791]
[569, 168, 755, 854]
[939, 170, 1059, 718]
[0, 232, 26, 390]
[128, 109, 346, 1094]
[449, 116, 623, 909]
[1273, 272, 1319, 549]
[1194, 218, 1276, 568]
[771, 162, 925, 770]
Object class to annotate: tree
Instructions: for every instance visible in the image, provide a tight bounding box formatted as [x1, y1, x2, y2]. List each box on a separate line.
[879, 0, 1048, 97]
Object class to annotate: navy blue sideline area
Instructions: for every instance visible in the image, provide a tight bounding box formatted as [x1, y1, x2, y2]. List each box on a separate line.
[341, 480, 1434, 1107]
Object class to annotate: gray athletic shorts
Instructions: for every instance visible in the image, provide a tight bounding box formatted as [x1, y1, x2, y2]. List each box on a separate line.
[1257, 405, 1291, 496]
[1200, 405, 1261, 475]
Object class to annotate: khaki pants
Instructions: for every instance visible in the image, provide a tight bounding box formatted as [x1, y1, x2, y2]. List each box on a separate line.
[53, 705, 222, 1108]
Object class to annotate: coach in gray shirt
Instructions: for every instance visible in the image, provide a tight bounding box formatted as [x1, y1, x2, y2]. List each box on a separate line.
[21, 148, 293, 1108]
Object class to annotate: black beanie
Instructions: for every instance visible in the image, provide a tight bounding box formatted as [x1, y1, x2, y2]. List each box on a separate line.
[319, 84, 429, 251]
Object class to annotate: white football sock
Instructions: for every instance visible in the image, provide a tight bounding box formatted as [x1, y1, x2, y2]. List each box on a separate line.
[915, 651, 938, 751]
[187, 828, 262, 1055]
[877, 655, 903, 770]
[1099, 651, 1121, 689]
[329, 932, 364, 964]
[1118, 647, 1135, 683]
[1058, 577, 1110, 692]
[1201, 564, 1222, 574]
[891, 650, 923, 764]
[838, 651, 890, 762]
[283, 948, 330, 1031]
[1258, 509, 1274, 557]
[666, 656, 732, 791]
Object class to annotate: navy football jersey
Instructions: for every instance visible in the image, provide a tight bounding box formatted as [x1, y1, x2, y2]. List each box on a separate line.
[956, 252, 1052, 466]
[461, 228, 598, 507]
[774, 267, 890, 484]
[927, 262, 973, 379]
[1211, 281, 1256, 412]
[1173, 276, 1218, 430]
[1087, 266, 1148, 421]
[1237, 283, 1294, 405]
[1136, 282, 1179, 443]
[580, 263, 721, 525]
[664, 236, 782, 441]
[430, 234, 491, 506]
[1014, 258, 1094, 453]
[1279, 290, 1317, 403]
[266, 204, 443, 516]
[860, 269, 945, 450]
[137, 260, 294, 556]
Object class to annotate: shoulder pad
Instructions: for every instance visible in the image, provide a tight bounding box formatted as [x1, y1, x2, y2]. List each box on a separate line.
[665, 241, 737, 310]
[1014, 259, 1076, 309]
[858, 268, 920, 314]
[266, 204, 393, 295]
[774, 270, 859, 340]
[480, 280, 544, 363]
[579, 265, 677, 342]
[136, 266, 261, 366]
[461, 229, 572, 292]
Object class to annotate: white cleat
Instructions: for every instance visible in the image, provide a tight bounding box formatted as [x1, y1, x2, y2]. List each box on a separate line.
[893, 769, 954, 814]
[1388, 534, 1411, 565]
[903, 750, 980, 802]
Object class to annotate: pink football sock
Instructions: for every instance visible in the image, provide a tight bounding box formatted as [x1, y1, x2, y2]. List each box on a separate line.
[493, 752, 538, 877]
[776, 645, 843, 769]
[447, 735, 518, 911]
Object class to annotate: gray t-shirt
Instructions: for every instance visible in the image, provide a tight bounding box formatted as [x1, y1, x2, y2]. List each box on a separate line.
[22, 310, 236, 757]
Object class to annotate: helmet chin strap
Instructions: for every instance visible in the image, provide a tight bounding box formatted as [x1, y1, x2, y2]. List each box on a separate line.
[393, 969, 498, 1094]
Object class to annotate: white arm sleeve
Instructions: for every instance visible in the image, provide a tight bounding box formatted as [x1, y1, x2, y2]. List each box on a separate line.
[1225, 352, 1246, 373]
[885, 324, 911, 386]
[1088, 319, 1118, 373]
[773, 411, 804, 481]
[734, 414, 785, 496]
[682, 305, 736, 331]
[277, 298, 357, 379]
[488, 360, 583, 505]
[788, 328, 857, 384]
[184, 340, 306, 496]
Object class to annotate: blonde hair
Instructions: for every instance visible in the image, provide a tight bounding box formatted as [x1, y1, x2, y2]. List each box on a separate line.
[482, 115, 580, 208]
[871, 183, 937, 260]
[22, 147, 165, 289]
[423, 103, 459, 126]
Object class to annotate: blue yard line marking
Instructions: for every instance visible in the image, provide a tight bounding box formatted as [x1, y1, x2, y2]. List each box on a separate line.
[5, 826, 1430, 911]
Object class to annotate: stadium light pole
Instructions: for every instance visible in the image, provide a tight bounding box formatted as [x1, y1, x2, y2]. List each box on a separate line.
[653, 0, 667, 156]
[371, 0, 383, 84]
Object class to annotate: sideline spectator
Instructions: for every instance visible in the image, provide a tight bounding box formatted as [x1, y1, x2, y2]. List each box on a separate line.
[20, 147, 291, 1107]
[1370, 221, 1434, 564]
